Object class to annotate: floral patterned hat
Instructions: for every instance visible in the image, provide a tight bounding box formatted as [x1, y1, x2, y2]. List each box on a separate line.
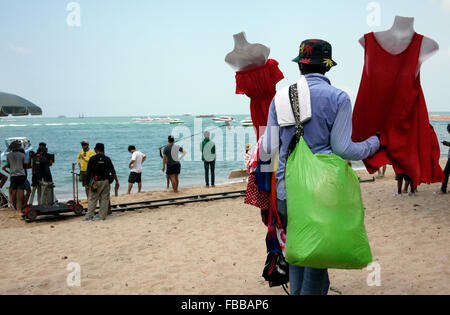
[292, 39, 337, 69]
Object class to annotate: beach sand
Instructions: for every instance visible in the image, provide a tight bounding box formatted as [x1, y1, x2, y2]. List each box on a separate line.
[0, 163, 448, 295]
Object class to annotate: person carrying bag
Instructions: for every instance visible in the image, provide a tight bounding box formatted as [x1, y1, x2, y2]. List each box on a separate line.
[285, 82, 373, 270]
[262, 39, 380, 295]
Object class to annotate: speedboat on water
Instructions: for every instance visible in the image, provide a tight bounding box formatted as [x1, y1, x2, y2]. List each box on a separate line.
[240, 118, 253, 127]
[169, 118, 184, 124]
[196, 114, 215, 118]
[152, 117, 172, 124]
[133, 117, 154, 122]
[213, 116, 235, 123]
[1, 137, 33, 165]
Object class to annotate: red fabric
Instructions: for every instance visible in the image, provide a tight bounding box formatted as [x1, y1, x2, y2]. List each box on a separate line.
[244, 173, 270, 210]
[235, 59, 284, 139]
[352, 32, 444, 186]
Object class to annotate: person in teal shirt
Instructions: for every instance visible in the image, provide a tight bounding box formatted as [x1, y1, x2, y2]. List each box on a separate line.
[201, 131, 216, 187]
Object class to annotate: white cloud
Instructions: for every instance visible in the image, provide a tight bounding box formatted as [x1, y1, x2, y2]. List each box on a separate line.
[8, 43, 25, 54]
[443, 0, 450, 11]
[430, 0, 450, 12]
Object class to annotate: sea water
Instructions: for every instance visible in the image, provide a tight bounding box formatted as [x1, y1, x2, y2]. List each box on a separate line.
[0, 113, 448, 200]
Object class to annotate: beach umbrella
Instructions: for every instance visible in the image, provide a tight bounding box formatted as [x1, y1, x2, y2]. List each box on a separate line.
[0, 92, 42, 116]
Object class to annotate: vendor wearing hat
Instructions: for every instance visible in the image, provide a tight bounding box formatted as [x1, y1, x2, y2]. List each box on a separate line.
[84, 143, 119, 221]
[77, 140, 95, 199]
[261, 39, 380, 295]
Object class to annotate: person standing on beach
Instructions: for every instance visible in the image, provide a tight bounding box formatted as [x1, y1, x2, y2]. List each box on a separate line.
[5, 141, 30, 210]
[394, 173, 415, 196]
[162, 136, 187, 193]
[262, 39, 380, 295]
[84, 143, 119, 221]
[201, 131, 216, 187]
[77, 140, 95, 199]
[439, 124, 450, 194]
[38, 142, 55, 166]
[377, 165, 387, 178]
[127, 145, 146, 194]
[31, 146, 54, 205]
[3, 150, 32, 206]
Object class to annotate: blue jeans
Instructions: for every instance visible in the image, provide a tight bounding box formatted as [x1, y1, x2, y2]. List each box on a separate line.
[289, 266, 330, 295]
[204, 161, 215, 186]
[277, 199, 330, 295]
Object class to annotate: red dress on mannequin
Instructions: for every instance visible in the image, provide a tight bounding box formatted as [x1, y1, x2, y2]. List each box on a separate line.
[235, 59, 284, 139]
[352, 32, 444, 186]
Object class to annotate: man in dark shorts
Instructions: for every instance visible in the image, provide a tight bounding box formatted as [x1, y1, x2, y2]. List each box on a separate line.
[5, 141, 30, 210]
[127, 145, 146, 194]
[162, 136, 187, 193]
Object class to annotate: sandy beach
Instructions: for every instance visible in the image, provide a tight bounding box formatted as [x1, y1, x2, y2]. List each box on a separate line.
[0, 163, 448, 295]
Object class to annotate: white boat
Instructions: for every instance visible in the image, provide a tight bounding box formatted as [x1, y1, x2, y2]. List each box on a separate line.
[169, 119, 184, 124]
[133, 116, 173, 123]
[153, 117, 172, 124]
[240, 118, 253, 127]
[212, 116, 235, 123]
[133, 117, 153, 122]
[1, 137, 33, 164]
[196, 114, 215, 118]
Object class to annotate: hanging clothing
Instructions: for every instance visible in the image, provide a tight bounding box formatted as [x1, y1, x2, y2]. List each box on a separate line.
[244, 173, 270, 210]
[352, 32, 444, 186]
[235, 59, 284, 139]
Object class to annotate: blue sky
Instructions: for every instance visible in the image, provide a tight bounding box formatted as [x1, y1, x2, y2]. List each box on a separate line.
[0, 0, 449, 117]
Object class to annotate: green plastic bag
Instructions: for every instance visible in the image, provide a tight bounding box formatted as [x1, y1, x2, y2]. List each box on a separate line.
[285, 137, 372, 270]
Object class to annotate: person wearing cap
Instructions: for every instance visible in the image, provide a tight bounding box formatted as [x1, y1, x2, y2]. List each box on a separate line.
[4, 141, 31, 210]
[262, 39, 380, 295]
[77, 140, 95, 199]
[84, 143, 119, 221]
[38, 142, 54, 166]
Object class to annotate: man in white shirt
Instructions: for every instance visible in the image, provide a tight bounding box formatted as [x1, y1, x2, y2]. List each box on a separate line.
[127, 145, 146, 194]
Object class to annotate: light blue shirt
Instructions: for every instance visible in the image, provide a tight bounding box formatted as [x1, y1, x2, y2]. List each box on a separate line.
[262, 73, 380, 200]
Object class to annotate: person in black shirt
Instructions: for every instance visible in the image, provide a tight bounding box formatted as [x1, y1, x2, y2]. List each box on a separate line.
[162, 136, 186, 193]
[38, 143, 55, 166]
[31, 147, 54, 205]
[84, 143, 119, 221]
[32, 147, 53, 184]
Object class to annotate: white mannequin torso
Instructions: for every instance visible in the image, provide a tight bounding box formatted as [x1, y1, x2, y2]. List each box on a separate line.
[359, 16, 439, 77]
[225, 32, 270, 72]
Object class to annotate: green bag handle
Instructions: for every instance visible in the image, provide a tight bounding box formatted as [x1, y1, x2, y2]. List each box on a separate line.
[287, 83, 305, 157]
